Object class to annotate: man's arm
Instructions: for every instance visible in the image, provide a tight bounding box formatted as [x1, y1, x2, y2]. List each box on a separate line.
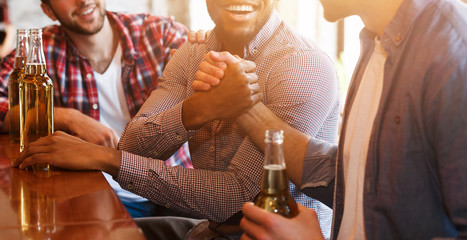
[194, 51, 339, 189]
[13, 131, 122, 177]
[235, 103, 310, 187]
[54, 107, 119, 148]
[426, 59, 467, 236]
[119, 49, 261, 158]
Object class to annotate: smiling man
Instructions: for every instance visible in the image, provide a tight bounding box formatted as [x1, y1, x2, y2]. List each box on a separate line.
[0, 0, 191, 218]
[13, 0, 340, 239]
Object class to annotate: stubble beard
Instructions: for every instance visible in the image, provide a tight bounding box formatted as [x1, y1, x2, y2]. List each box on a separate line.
[53, 5, 106, 35]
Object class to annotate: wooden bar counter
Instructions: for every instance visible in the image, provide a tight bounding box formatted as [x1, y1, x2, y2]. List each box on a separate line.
[0, 134, 145, 240]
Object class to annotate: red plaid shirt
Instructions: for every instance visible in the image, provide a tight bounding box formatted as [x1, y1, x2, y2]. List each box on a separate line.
[0, 11, 191, 167]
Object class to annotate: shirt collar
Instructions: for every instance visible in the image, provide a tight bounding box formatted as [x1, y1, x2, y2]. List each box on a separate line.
[65, 12, 135, 61]
[361, 0, 434, 55]
[205, 10, 282, 60]
[107, 11, 139, 61]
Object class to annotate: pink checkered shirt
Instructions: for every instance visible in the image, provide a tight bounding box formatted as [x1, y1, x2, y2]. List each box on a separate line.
[117, 11, 340, 231]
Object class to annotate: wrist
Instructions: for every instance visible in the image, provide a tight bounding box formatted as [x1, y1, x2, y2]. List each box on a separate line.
[182, 93, 212, 130]
[100, 147, 122, 178]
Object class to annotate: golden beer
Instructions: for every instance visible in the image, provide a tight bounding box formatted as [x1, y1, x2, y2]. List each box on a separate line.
[19, 29, 54, 172]
[255, 130, 298, 218]
[8, 29, 28, 142]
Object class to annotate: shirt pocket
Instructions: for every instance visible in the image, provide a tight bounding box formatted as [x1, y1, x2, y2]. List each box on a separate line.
[376, 109, 428, 195]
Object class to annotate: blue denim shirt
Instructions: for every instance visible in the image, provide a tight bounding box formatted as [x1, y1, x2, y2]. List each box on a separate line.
[302, 0, 467, 239]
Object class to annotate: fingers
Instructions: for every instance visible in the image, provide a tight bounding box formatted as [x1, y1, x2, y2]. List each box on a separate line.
[241, 202, 270, 225]
[188, 29, 208, 44]
[187, 31, 198, 43]
[240, 202, 272, 240]
[13, 144, 51, 168]
[238, 59, 256, 73]
[18, 153, 51, 169]
[192, 80, 213, 91]
[198, 60, 225, 80]
[240, 217, 266, 240]
[196, 29, 206, 44]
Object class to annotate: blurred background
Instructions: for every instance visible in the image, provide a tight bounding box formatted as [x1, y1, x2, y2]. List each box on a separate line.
[5, 0, 465, 101]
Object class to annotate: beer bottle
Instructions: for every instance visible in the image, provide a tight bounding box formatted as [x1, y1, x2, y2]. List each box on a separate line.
[19, 28, 54, 171]
[255, 129, 298, 217]
[8, 29, 28, 142]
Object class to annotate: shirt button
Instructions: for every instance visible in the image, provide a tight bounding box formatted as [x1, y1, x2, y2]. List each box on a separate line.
[252, 48, 258, 55]
[86, 73, 93, 79]
[210, 146, 215, 152]
[165, 203, 171, 208]
[92, 103, 98, 110]
[176, 135, 183, 141]
[153, 150, 158, 156]
[128, 183, 134, 190]
[395, 116, 401, 124]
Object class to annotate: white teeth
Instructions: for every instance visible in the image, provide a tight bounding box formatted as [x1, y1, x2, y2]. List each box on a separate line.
[226, 5, 254, 12]
[81, 8, 94, 16]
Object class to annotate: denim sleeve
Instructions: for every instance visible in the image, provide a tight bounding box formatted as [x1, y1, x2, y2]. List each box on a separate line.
[299, 138, 337, 208]
[424, 57, 467, 238]
[301, 137, 337, 189]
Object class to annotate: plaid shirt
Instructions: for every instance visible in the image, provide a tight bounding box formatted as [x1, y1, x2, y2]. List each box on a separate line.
[0, 11, 191, 167]
[117, 11, 340, 235]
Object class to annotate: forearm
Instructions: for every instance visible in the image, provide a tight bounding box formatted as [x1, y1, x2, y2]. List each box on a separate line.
[235, 103, 310, 187]
[117, 148, 261, 222]
[182, 93, 213, 130]
[53, 107, 80, 133]
[120, 100, 191, 159]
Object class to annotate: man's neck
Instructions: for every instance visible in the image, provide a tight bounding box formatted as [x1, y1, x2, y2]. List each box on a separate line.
[64, 15, 120, 74]
[359, 0, 404, 37]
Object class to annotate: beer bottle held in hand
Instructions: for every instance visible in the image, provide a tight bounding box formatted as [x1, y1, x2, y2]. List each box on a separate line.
[8, 29, 28, 142]
[19, 28, 54, 171]
[255, 129, 298, 218]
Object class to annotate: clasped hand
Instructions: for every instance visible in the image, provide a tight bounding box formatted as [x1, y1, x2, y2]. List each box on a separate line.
[191, 51, 262, 122]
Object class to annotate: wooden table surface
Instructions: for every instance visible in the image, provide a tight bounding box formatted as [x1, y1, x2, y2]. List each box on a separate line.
[0, 134, 145, 240]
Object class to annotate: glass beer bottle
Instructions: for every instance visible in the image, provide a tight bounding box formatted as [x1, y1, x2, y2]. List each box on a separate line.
[255, 129, 298, 218]
[19, 28, 54, 171]
[8, 29, 28, 142]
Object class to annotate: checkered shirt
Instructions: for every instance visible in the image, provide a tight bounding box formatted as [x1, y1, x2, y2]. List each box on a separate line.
[117, 11, 339, 237]
[0, 11, 191, 168]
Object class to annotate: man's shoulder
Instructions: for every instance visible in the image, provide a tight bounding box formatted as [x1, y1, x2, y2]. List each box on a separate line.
[41, 25, 65, 46]
[111, 11, 180, 29]
[42, 25, 62, 37]
[266, 23, 332, 65]
[416, 0, 467, 47]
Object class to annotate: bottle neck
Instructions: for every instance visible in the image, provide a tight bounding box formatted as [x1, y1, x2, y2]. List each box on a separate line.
[264, 142, 285, 167]
[26, 30, 47, 75]
[14, 30, 28, 70]
[14, 57, 27, 70]
[264, 129, 286, 168]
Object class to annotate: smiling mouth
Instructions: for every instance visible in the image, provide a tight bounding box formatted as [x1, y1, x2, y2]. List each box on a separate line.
[225, 5, 255, 14]
[76, 7, 95, 16]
